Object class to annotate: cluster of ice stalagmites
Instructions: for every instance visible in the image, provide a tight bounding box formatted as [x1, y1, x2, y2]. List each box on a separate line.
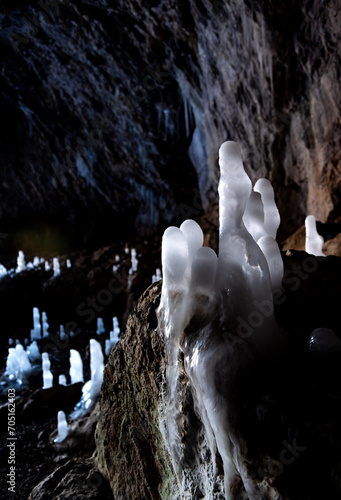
[158, 141, 285, 499]
[5, 344, 32, 383]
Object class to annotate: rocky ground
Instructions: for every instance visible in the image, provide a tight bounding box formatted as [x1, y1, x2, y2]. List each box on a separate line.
[0, 224, 340, 499]
[0, 237, 161, 499]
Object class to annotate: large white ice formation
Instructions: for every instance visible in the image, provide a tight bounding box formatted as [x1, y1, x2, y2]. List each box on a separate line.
[157, 141, 285, 499]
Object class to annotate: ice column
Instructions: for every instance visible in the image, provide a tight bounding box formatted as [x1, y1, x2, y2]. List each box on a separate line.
[69, 349, 84, 384]
[96, 317, 105, 335]
[30, 307, 42, 341]
[42, 312, 49, 338]
[59, 325, 66, 341]
[152, 268, 162, 283]
[305, 215, 325, 256]
[53, 257, 60, 277]
[130, 248, 138, 274]
[218, 142, 273, 323]
[54, 411, 69, 442]
[42, 352, 53, 389]
[158, 141, 285, 499]
[16, 251, 26, 273]
[90, 339, 104, 400]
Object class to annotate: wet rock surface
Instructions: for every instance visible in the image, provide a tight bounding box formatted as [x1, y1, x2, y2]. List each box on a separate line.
[28, 458, 114, 500]
[1, 0, 340, 252]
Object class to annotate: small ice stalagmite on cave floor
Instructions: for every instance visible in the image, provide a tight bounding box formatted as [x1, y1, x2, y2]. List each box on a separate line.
[305, 214, 325, 257]
[73, 339, 104, 415]
[42, 352, 53, 389]
[157, 141, 286, 499]
[30, 307, 42, 341]
[70, 349, 84, 384]
[54, 410, 69, 443]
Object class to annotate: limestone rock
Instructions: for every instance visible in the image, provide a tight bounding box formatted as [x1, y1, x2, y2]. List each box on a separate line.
[28, 459, 113, 500]
[95, 281, 178, 500]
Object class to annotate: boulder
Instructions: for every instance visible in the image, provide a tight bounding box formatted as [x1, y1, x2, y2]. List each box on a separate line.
[95, 253, 341, 499]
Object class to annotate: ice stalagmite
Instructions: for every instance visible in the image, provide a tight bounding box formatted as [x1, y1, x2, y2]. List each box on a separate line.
[218, 142, 273, 332]
[27, 340, 40, 362]
[158, 141, 285, 500]
[30, 307, 41, 341]
[54, 411, 69, 442]
[96, 317, 105, 335]
[254, 178, 280, 239]
[305, 215, 325, 256]
[89, 339, 104, 401]
[42, 352, 53, 389]
[69, 349, 84, 384]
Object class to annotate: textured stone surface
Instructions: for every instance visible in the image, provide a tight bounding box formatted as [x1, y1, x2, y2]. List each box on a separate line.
[28, 459, 113, 500]
[0, 1, 340, 251]
[95, 280, 178, 500]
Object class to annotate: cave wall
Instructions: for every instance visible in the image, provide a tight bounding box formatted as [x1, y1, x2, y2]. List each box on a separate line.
[0, 0, 340, 250]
